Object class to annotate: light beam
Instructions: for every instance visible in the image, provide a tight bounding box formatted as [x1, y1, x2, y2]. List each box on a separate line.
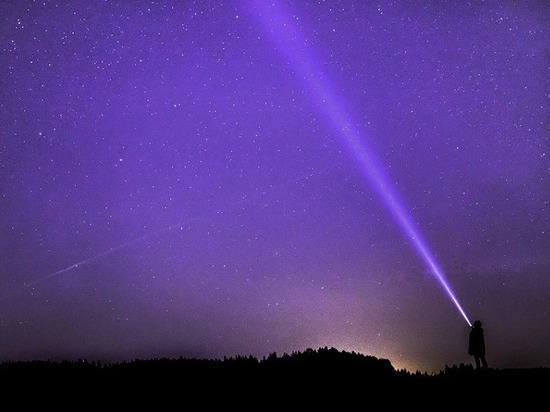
[246, 0, 472, 326]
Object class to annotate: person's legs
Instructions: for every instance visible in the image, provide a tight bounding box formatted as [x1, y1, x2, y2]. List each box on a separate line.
[480, 355, 488, 369]
[474, 356, 481, 369]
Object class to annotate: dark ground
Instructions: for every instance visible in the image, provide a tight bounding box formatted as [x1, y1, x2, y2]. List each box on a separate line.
[1, 347, 547, 407]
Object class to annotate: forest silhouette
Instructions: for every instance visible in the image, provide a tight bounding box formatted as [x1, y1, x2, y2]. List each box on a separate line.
[1, 346, 547, 403]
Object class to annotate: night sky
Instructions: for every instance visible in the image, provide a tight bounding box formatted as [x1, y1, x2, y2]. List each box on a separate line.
[1, 0, 549, 374]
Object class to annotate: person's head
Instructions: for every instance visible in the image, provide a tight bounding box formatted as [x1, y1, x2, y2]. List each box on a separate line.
[473, 320, 482, 328]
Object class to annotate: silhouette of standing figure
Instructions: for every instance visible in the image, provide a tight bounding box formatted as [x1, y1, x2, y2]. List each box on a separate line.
[469, 320, 488, 369]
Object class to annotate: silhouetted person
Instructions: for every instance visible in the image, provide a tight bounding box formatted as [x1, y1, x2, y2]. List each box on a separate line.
[468, 320, 488, 369]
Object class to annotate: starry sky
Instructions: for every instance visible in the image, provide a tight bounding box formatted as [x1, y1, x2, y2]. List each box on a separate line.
[1, 0, 549, 373]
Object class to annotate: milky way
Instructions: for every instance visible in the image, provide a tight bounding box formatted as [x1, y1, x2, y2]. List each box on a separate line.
[1, 1, 549, 373]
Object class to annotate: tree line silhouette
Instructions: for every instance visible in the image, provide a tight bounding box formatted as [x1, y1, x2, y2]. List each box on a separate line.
[0, 347, 393, 388]
[1, 346, 548, 401]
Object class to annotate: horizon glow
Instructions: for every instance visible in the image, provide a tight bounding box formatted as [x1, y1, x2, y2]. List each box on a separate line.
[247, 1, 472, 327]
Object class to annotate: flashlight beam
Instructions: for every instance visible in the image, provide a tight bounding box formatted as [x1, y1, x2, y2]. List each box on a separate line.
[246, 0, 472, 326]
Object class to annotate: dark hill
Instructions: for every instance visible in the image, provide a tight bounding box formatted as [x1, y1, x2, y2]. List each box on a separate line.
[0, 347, 394, 391]
[1, 347, 548, 406]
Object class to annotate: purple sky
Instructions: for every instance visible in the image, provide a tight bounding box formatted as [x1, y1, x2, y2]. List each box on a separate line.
[1, 0, 549, 373]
